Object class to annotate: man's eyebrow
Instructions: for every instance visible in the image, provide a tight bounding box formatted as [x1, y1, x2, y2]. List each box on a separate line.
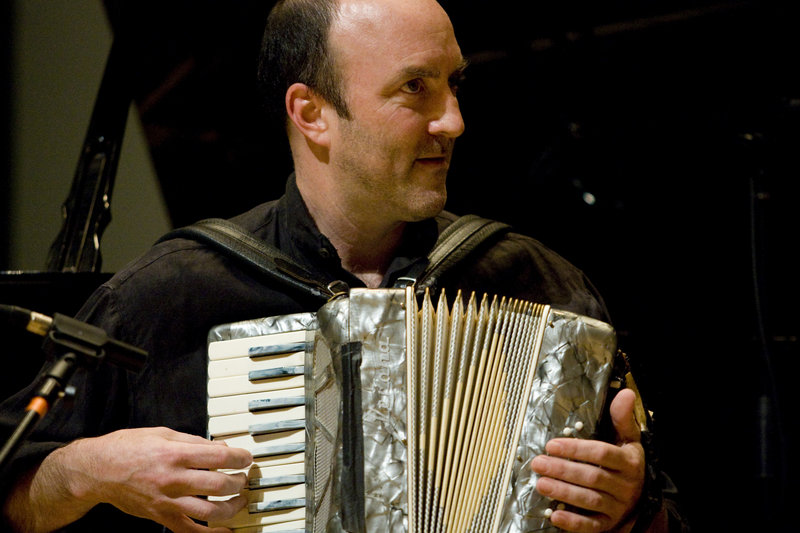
[396, 57, 469, 82]
[450, 57, 469, 81]
[399, 66, 441, 80]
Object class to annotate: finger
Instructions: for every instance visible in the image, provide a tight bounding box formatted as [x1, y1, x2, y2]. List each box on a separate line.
[174, 442, 253, 471]
[536, 476, 625, 524]
[609, 388, 641, 444]
[149, 427, 222, 446]
[531, 454, 618, 496]
[544, 438, 631, 473]
[158, 513, 212, 533]
[178, 470, 249, 498]
[152, 428, 251, 460]
[161, 512, 238, 533]
[547, 507, 613, 533]
[175, 493, 248, 524]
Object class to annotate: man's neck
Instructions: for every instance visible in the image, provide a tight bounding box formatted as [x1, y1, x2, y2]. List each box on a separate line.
[333, 222, 406, 288]
[296, 175, 406, 288]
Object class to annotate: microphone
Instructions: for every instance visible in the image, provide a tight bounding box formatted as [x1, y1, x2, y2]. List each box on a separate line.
[0, 304, 147, 372]
[1, 304, 53, 336]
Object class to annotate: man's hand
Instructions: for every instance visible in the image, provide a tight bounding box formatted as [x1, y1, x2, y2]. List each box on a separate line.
[4, 427, 253, 533]
[531, 388, 645, 533]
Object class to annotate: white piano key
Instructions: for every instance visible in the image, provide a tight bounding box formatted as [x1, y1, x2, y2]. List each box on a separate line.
[205, 480, 303, 502]
[214, 430, 304, 455]
[226, 520, 306, 533]
[214, 433, 305, 471]
[208, 330, 308, 361]
[208, 405, 305, 438]
[208, 351, 305, 379]
[208, 387, 305, 417]
[208, 374, 304, 398]
[248, 453, 305, 471]
[232, 461, 304, 479]
[209, 505, 305, 529]
[218, 456, 305, 478]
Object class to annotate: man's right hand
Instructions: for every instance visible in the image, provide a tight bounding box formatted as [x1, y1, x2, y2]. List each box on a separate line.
[3, 426, 253, 533]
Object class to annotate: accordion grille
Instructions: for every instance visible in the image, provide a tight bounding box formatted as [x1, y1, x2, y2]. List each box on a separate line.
[309, 325, 339, 533]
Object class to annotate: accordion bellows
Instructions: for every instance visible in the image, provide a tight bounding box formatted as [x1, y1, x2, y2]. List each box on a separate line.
[207, 287, 616, 533]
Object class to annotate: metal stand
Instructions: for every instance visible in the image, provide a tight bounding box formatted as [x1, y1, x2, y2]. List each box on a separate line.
[0, 351, 80, 470]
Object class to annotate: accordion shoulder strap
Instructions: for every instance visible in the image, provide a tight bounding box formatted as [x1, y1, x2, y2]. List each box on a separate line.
[156, 214, 510, 300]
[414, 214, 510, 292]
[155, 217, 334, 303]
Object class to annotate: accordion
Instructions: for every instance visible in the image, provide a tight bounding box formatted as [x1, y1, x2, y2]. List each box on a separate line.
[206, 286, 617, 533]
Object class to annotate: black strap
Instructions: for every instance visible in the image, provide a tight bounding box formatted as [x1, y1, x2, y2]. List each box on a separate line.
[414, 214, 510, 294]
[156, 214, 510, 301]
[156, 218, 335, 303]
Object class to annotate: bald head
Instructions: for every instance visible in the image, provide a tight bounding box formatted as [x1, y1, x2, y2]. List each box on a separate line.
[334, 0, 453, 35]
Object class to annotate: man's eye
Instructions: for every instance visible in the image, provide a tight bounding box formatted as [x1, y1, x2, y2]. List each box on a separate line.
[402, 79, 424, 94]
[449, 73, 466, 95]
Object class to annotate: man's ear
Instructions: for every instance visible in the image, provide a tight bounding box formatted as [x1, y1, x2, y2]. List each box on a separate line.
[285, 82, 331, 147]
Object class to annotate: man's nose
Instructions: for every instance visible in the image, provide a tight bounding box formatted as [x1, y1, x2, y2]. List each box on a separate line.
[429, 92, 465, 139]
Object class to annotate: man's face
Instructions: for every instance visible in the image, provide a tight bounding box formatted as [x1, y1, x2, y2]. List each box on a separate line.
[325, 0, 466, 224]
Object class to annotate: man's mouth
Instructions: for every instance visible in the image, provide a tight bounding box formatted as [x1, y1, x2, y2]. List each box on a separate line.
[416, 155, 448, 164]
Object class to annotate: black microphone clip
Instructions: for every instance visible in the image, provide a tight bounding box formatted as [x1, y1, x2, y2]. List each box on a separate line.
[44, 313, 147, 373]
[1, 304, 147, 372]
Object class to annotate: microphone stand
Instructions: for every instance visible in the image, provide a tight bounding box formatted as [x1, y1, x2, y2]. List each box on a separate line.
[739, 130, 788, 527]
[0, 351, 80, 470]
[0, 314, 146, 472]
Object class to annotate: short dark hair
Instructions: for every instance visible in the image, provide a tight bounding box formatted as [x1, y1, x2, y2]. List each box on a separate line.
[257, 0, 351, 120]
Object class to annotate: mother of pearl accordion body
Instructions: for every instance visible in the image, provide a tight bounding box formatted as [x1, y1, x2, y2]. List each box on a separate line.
[206, 287, 616, 533]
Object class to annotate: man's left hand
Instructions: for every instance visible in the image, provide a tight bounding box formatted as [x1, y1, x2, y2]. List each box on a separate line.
[531, 388, 645, 533]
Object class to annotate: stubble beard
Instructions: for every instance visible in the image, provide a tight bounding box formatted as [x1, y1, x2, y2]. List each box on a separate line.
[335, 122, 453, 223]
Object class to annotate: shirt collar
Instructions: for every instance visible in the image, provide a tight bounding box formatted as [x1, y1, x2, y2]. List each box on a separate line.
[274, 174, 439, 288]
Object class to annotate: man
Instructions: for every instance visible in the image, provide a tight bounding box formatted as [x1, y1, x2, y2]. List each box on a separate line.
[1, 0, 681, 531]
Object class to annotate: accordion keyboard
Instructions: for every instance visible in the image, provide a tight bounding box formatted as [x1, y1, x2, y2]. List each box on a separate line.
[206, 329, 308, 533]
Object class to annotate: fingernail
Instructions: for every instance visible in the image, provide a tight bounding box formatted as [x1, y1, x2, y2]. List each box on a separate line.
[547, 441, 562, 455]
[535, 476, 553, 494]
[531, 455, 548, 473]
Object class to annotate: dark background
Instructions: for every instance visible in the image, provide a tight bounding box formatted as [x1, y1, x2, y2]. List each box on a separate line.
[3, 1, 799, 531]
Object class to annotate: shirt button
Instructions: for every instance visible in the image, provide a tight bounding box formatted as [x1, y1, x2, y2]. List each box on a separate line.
[319, 248, 331, 259]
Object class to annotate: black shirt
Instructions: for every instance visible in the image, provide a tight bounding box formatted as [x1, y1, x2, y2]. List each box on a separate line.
[0, 175, 609, 531]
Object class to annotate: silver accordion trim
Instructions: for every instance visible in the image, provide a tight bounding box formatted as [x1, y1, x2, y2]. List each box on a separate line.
[206, 287, 616, 533]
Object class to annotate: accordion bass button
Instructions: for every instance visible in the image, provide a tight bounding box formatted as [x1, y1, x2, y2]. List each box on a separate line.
[562, 420, 585, 437]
